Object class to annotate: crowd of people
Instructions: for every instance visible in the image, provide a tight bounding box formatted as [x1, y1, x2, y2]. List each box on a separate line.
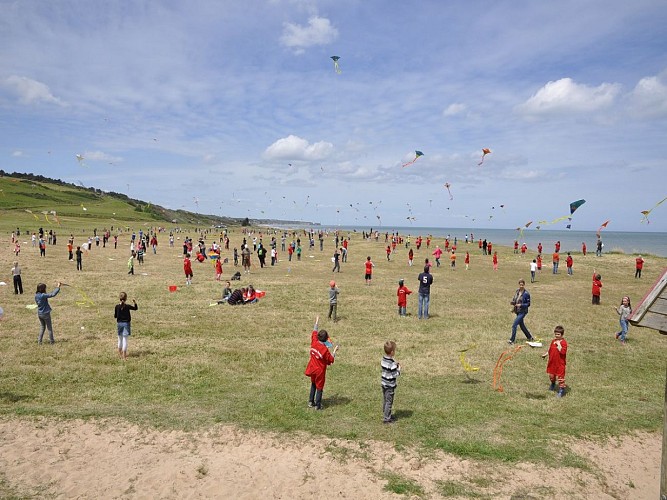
[5, 224, 651, 417]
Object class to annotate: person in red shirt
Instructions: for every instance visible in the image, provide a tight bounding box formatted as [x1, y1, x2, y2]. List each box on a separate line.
[537, 254, 542, 272]
[215, 257, 223, 281]
[581, 242, 587, 256]
[432, 246, 443, 267]
[537, 242, 543, 254]
[542, 325, 568, 398]
[514, 241, 519, 254]
[635, 255, 644, 278]
[492, 251, 498, 271]
[552, 252, 560, 274]
[592, 271, 602, 305]
[305, 316, 338, 410]
[521, 243, 527, 255]
[464, 251, 470, 270]
[566, 253, 573, 275]
[397, 279, 412, 316]
[386, 245, 391, 261]
[554, 241, 561, 253]
[183, 253, 193, 285]
[365, 256, 374, 285]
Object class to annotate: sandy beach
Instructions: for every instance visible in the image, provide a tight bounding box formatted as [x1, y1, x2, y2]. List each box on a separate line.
[0, 418, 660, 499]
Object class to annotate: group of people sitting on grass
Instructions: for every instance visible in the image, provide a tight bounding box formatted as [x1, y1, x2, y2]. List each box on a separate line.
[218, 281, 258, 305]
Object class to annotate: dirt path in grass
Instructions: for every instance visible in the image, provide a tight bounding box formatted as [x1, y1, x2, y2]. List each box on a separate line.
[0, 418, 660, 499]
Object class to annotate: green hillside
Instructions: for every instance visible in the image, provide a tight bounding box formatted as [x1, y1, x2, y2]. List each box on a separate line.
[0, 172, 241, 229]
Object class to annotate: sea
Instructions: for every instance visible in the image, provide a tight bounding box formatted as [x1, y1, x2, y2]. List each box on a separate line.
[309, 226, 667, 258]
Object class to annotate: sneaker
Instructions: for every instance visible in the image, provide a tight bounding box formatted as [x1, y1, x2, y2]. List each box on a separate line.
[549, 382, 556, 391]
[307, 402, 315, 408]
[383, 418, 395, 424]
[557, 388, 566, 398]
[507, 340, 515, 345]
[315, 406, 324, 411]
[615, 333, 620, 339]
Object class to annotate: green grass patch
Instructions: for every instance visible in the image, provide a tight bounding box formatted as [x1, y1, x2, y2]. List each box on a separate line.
[381, 472, 425, 497]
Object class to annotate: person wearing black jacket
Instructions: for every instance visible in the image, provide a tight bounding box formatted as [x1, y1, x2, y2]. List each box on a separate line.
[114, 292, 138, 360]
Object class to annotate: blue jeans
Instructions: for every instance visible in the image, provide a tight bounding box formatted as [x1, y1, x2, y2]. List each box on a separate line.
[418, 293, 430, 319]
[511, 312, 532, 342]
[38, 314, 54, 343]
[618, 318, 628, 341]
[398, 306, 406, 316]
[117, 321, 131, 337]
[552, 262, 558, 274]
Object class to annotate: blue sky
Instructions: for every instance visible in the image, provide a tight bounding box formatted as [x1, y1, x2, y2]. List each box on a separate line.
[1, 0, 666, 232]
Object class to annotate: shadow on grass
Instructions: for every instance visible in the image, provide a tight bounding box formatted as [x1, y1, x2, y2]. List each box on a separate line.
[461, 376, 482, 384]
[324, 394, 351, 408]
[524, 392, 548, 400]
[128, 349, 156, 358]
[0, 392, 34, 403]
[392, 409, 414, 420]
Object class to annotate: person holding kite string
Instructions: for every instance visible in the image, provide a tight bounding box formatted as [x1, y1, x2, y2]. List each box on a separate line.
[35, 282, 61, 344]
[509, 279, 535, 345]
[305, 316, 338, 410]
[114, 292, 138, 360]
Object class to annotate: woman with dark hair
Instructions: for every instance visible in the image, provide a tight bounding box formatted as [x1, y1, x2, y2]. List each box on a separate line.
[35, 282, 61, 344]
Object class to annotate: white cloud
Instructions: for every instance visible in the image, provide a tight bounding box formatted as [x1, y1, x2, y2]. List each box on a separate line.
[280, 16, 338, 53]
[443, 103, 466, 116]
[83, 151, 123, 163]
[626, 71, 667, 118]
[264, 135, 333, 161]
[12, 150, 23, 157]
[517, 78, 621, 115]
[3, 75, 65, 106]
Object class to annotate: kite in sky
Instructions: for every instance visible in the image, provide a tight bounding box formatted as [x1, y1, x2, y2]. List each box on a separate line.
[640, 196, 667, 223]
[444, 182, 453, 200]
[569, 199, 586, 215]
[402, 151, 424, 167]
[596, 220, 610, 238]
[76, 154, 86, 167]
[516, 221, 532, 239]
[478, 148, 491, 166]
[330, 56, 341, 74]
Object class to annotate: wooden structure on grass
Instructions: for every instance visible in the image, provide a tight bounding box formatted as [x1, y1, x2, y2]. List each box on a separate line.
[628, 268, 667, 334]
[627, 267, 667, 499]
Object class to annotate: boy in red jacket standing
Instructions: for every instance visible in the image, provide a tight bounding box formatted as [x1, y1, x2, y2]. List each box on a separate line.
[305, 316, 339, 410]
[542, 325, 568, 397]
[397, 279, 412, 316]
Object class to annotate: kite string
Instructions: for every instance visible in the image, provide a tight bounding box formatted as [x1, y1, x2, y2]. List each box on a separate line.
[492, 346, 523, 392]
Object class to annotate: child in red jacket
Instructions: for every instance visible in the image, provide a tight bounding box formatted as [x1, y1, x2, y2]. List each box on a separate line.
[397, 279, 412, 316]
[305, 316, 339, 410]
[592, 270, 602, 305]
[184, 253, 193, 285]
[542, 325, 568, 397]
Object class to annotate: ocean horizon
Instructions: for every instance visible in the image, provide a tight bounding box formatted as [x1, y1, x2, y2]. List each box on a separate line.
[275, 225, 667, 258]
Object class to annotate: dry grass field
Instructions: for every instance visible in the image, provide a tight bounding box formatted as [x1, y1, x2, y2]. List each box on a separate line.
[0, 217, 664, 498]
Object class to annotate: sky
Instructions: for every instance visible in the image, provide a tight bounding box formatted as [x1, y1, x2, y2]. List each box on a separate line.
[1, 0, 667, 232]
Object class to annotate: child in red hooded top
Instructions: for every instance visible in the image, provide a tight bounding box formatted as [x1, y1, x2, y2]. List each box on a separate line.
[592, 270, 602, 305]
[305, 316, 339, 410]
[397, 279, 412, 316]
